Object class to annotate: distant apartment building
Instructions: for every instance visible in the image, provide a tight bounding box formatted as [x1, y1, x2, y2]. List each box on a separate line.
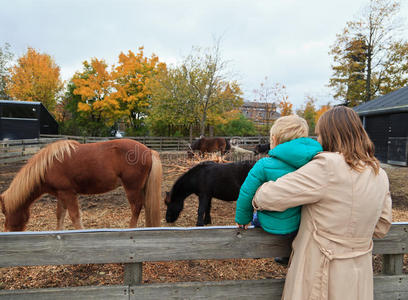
[240, 101, 280, 125]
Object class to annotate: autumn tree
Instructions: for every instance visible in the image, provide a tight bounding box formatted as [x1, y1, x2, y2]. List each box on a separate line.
[205, 81, 243, 131]
[297, 96, 317, 135]
[112, 47, 165, 135]
[329, 0, 403, 105]
[380, 41, 408, 94]
[7, 47, 63, 111]
[0, 43, 13, 100]
[278, 100, 293, 116]
[57, 81, 86, 135]
[184, 42, 243, 136]
[329, 36, 367, 106]
[71, 58, 118, 136]
[148, 65, 198, 136]
[149, 41, 243, 137]
[315, 103, 332, 124]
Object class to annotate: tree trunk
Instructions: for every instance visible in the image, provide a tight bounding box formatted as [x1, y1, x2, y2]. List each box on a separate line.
[200, 111, 207, 136]
[189, 125, 193, 144]
[365, 46, 372, 102]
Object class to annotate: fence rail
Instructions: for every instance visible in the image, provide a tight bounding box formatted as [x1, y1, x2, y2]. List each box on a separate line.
[0, 223, 407, 299]
[0, 135, 268, 164]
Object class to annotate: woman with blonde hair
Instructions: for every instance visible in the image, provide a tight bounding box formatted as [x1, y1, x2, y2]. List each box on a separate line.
[253, 106, 392, 300]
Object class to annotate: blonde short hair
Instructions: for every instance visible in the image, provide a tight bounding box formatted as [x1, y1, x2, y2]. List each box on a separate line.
[270, 115, 309, 145]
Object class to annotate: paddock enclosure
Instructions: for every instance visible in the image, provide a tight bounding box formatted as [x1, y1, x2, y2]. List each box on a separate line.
[1, 138, 408, 299]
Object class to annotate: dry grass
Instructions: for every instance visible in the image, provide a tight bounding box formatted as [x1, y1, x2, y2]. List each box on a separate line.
[0, 156, 407, 290]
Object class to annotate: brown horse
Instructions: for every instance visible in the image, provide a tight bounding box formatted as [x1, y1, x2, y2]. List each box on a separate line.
[0, 139, 162, 231]
[188, 137, 231, 157]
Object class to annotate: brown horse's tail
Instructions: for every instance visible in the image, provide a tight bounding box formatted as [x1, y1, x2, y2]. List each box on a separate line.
[2, 140, 79, 214]
[144, 150, 162, 227]
[0, 194, 5, 215]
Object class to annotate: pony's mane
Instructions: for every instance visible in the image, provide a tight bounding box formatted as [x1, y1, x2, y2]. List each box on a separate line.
[1, 140, 79, 213]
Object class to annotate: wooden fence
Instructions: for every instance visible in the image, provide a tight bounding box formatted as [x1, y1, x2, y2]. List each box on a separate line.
[0, 138, 64, 164]
[0, 135, 267, 164]
[38, 135, 267, 150]
[0, 223, 407, 299]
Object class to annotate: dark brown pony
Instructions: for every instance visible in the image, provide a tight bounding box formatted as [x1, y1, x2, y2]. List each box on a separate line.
[0, 139, 162, 231]
[188, 137, 231, 157]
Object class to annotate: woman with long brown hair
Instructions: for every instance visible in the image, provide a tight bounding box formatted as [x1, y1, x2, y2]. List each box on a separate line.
[252, 106, 392, 300]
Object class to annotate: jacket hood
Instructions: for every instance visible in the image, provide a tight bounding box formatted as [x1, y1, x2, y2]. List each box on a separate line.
[269, 137, 322, 169]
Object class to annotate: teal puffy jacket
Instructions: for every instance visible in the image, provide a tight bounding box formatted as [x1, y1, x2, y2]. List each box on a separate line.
[235, 137, 322, 234]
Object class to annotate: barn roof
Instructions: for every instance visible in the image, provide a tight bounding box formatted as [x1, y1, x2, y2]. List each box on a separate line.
[0, 100, 42, 105]
[354, 86, 408, 116]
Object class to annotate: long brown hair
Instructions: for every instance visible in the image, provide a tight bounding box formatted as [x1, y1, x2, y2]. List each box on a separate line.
[315, 106, 380, 174]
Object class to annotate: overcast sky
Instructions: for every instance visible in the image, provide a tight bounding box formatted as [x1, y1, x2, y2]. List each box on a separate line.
[1, 0, 407, 109]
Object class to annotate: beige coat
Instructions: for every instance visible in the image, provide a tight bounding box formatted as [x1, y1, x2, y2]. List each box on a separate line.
[253, 152, 392, 300]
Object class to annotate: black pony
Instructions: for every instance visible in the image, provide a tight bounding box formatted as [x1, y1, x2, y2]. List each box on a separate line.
[253, 143, 270, 155]
[164, 160, 255, 226]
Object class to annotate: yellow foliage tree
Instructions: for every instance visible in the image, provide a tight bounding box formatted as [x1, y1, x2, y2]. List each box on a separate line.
[72, 58, 119, 132]
[7, 47, 63, 112]
[112, 47, 165, 131]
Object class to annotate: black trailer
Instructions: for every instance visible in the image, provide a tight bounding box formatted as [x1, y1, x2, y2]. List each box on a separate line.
[354, 86, 408, 166]
[0, 100, 59, 140]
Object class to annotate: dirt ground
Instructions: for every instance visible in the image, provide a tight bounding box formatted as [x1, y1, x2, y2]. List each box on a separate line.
[0, 155, 407, 290]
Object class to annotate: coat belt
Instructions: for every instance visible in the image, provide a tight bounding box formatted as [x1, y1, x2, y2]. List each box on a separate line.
[307, 209, 373, 300]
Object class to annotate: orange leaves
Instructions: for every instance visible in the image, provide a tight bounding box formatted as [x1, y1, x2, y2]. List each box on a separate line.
[111, 48, 165, 128]
[73, 59, 112, 104]
[70, 48, 165, 129]
[7, 47, 63, 112]
[278, 100, 293, 116]
[77, 102, 92, 112]
[72, 58, 118, 126]
[315, 104, 332, 124]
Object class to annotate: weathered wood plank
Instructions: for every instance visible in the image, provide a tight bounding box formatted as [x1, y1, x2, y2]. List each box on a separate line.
[130, 280, 284, 300]
[129, 276, 408, 300]
[0, 227, 293, 267]
[0, 276, 406, 300]
[383, 254, 404, 275]
[374, 275, 408, 300]
[373, 223, 408, 254]
[0, 224, 406, 267]
[0, 155, 31, 164]
[0, 285, 128, 300]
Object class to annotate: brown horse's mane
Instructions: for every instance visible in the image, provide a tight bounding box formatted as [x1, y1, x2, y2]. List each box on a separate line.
[1, 140, 79, 214]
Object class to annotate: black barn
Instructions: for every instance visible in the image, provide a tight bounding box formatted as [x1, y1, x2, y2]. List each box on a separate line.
[0, 100, 59, 140]
[354, 86, 408, 166]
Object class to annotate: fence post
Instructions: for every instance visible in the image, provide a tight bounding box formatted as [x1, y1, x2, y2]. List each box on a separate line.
[21, 140, 25, 156]
[124, 262, 143, 285]
[383, 254, 404, 275]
